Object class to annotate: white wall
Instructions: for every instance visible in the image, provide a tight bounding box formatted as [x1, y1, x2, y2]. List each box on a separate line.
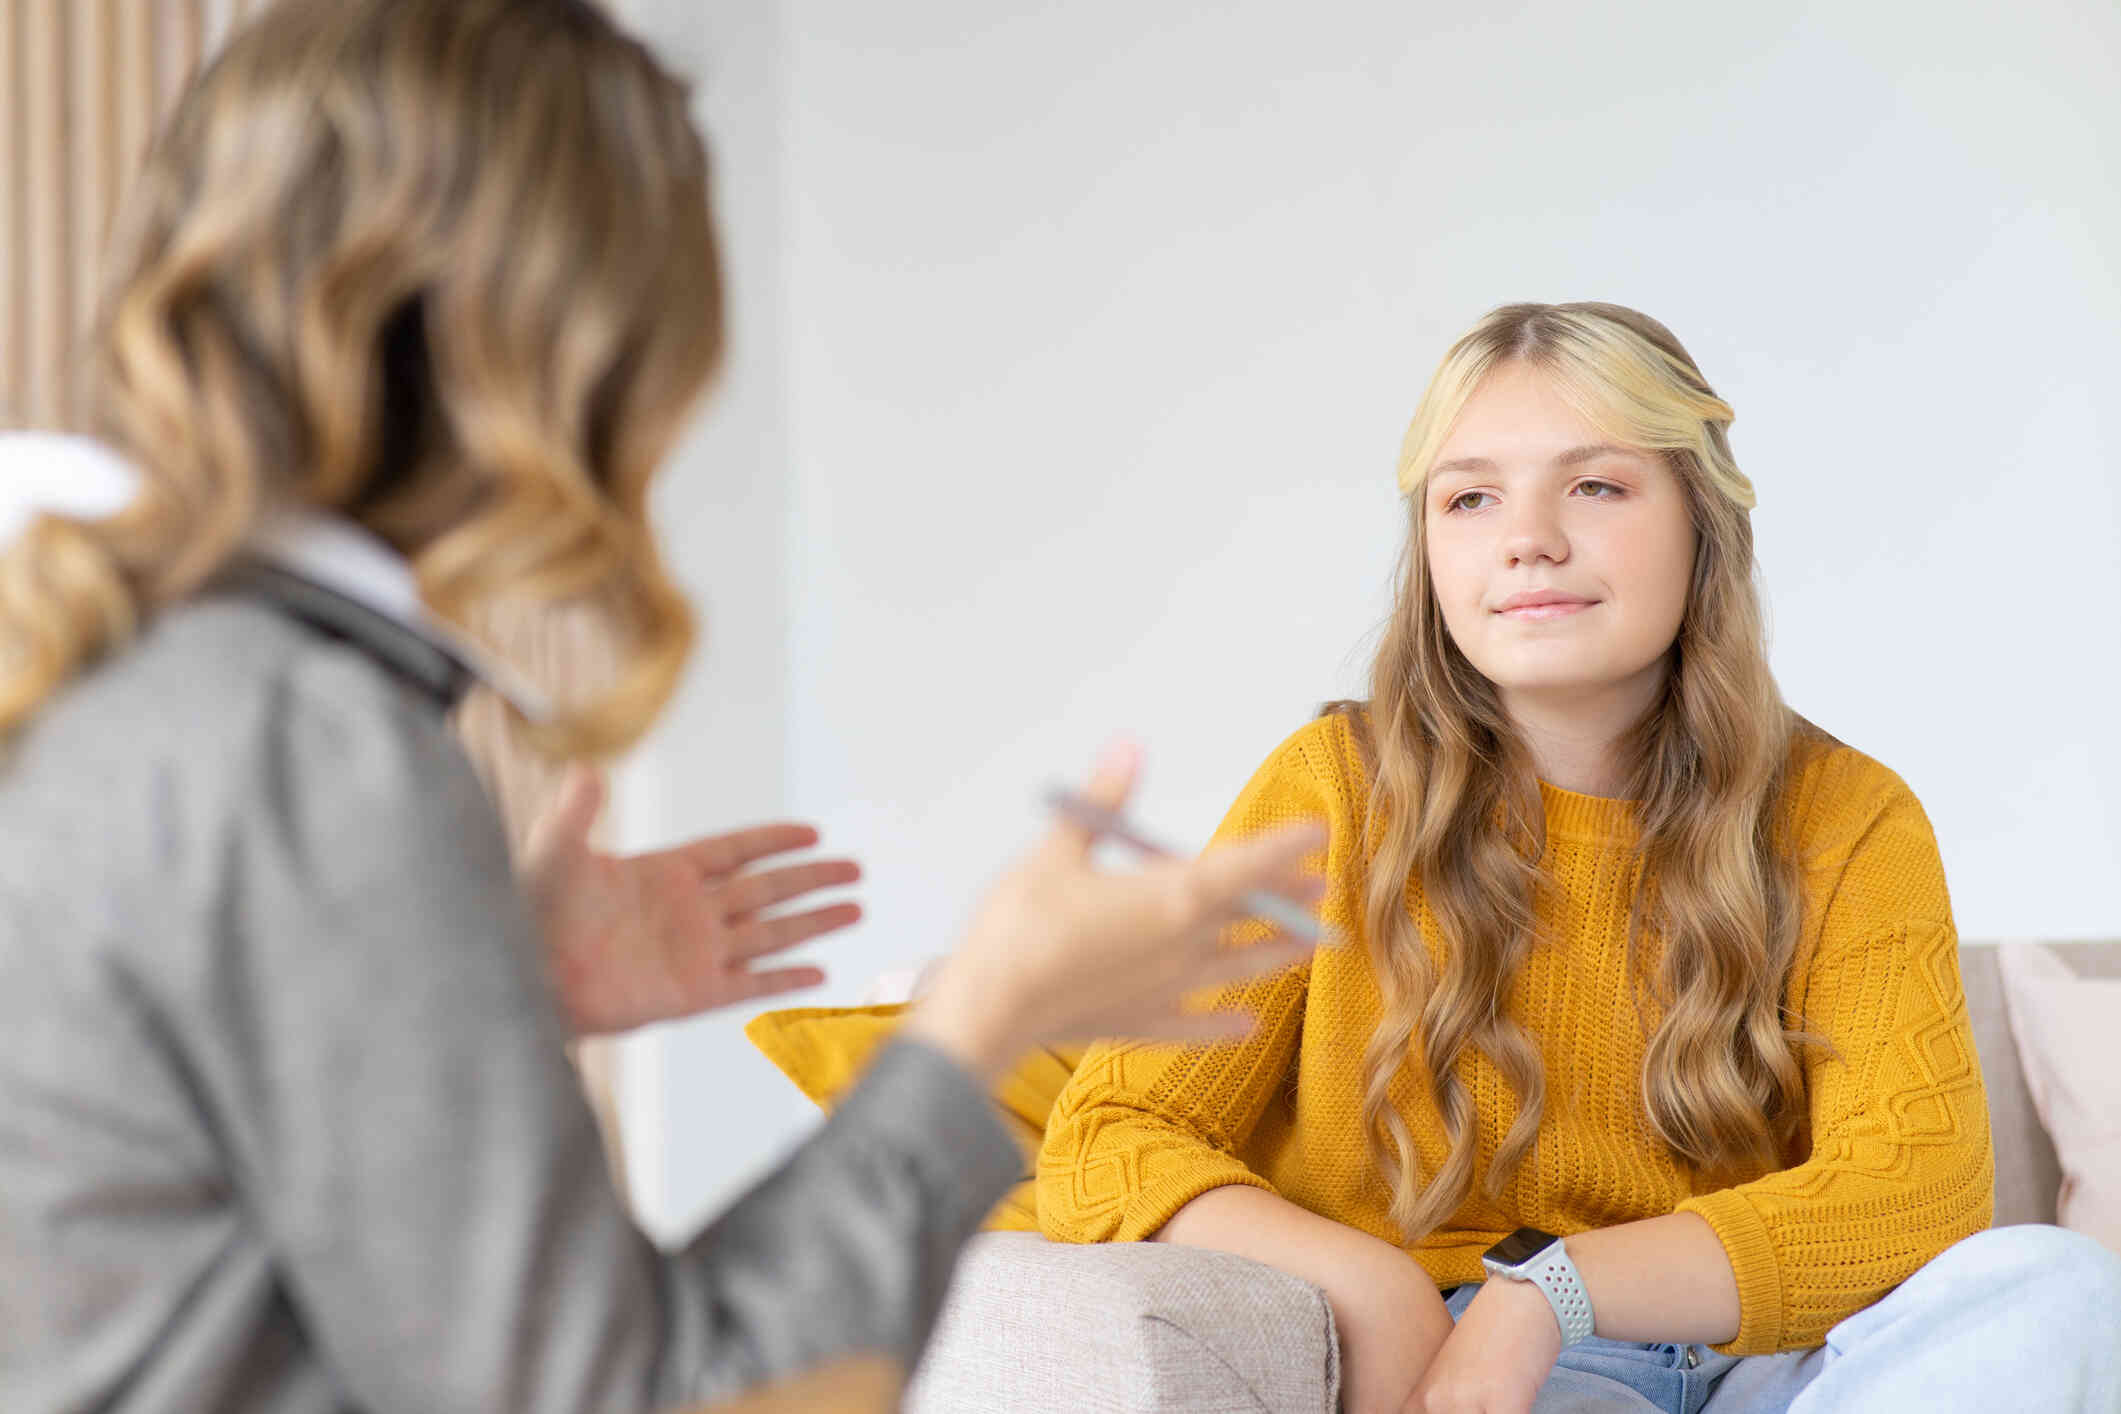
[618, 0, 2121, 1239]
[603, 0, 797, 1241]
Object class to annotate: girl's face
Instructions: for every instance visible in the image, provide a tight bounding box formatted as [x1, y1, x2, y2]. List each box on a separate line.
[1422, 361, 1696, 708]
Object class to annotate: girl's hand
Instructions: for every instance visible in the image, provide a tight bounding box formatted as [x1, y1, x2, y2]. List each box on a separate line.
[1155, 1186, 1454, 1414]
[523, 767, 861, 1036]
[903, 737, 1328, 1079]
[1406, 1278, 1561, 1414]
[1330, 1252, 1454, 1414]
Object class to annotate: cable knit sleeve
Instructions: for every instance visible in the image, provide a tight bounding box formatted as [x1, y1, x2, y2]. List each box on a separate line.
[1674, 775, 1993, 1355]
[1035, 717, 1361, 1244]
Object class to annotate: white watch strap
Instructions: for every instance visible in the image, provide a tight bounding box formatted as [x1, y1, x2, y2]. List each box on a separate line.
[1524, 1239, 1595, 1346]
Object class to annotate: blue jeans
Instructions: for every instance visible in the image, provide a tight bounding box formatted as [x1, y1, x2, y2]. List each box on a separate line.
[1442, 1225, 2121, 1413]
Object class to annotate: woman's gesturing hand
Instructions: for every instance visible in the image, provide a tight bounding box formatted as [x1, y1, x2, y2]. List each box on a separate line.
[522, 767, 862, 1037]
[903, 737, 1329, 1080]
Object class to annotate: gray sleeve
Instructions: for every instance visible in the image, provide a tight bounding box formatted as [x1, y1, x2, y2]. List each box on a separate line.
[168, 674, 1019, 1411]
[669, 1038, 1024, 1404]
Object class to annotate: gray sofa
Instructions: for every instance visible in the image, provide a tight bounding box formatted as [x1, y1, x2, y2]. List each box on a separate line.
[905, 941, 2121, 1413]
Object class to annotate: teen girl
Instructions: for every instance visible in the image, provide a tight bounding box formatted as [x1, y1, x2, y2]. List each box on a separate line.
[1038, 302, 2121, 1414]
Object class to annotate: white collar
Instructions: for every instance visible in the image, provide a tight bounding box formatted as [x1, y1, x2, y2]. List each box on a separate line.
[0, 433, 553, 722]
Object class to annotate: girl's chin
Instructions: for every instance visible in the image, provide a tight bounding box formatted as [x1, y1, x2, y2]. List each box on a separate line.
[1479, 661, 1664, 699]
[1492, 679, 1613, 698]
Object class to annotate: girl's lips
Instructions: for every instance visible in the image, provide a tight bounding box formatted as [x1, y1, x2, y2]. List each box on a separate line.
[1497, 600, 1596, 621]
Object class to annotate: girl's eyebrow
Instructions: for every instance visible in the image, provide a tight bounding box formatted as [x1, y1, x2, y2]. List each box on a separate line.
[1555, 442, 1637, 466]
[1433, 443, 1634, 479]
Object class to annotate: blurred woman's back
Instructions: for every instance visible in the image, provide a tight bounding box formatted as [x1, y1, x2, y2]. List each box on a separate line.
[0, 6, 771, 1409]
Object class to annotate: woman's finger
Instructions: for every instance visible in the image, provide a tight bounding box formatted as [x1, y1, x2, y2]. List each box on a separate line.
[1043, 736, 1142, 864]
[1269, 868, 1331, 904]
[1210, 873, 1329, 936]
[1106, 1008, 1258, 1046]
[716, 858, 862, 918]
[1187, 935, 1316, 993]
[728, 901, 864, 959]
[668, 822, 826, 880]
[1191, 820, 1330, 911]
[722, 964, 829, 1005]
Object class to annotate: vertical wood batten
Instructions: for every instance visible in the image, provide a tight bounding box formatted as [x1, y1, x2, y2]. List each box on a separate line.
[153, 0, 197, 123]
[70, 0, 117, 429]
[115, 0, 156, 267]
[24, 3, 69, 431]
[170, 0, 203, 112]
[1, 1, 23, 427]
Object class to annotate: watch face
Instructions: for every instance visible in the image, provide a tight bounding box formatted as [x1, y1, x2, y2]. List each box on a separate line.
[1486, 1227, 1559, 1269]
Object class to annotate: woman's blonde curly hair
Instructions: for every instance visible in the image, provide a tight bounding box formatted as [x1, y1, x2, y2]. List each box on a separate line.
[0, 0, 720, 759]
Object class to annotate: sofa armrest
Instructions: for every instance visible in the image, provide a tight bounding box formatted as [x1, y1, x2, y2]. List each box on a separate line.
[905, 1232, 1339, 1413]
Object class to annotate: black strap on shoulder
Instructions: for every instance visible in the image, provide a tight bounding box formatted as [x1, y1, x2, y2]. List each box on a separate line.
[210, 560, 475, 714]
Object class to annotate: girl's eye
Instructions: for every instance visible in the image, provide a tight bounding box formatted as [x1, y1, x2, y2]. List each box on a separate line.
[1447, 490, 1495, 513]
[1573, 479, 1623, 499]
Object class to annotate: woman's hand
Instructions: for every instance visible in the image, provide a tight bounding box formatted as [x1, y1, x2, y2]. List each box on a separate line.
[1406, 1278, 1560, 1414]
[902, 737, 1328, 1079]
[522, 767, 861, 1036]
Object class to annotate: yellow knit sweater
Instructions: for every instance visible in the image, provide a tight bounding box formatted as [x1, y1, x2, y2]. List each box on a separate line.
[1035, 712, 1993, 1355]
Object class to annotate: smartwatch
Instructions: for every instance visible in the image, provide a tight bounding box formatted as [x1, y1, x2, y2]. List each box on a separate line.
[1480, 1227, 1595, 1347]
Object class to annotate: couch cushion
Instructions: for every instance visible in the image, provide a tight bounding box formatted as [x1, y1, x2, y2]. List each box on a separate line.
[1961, 941, 2121, 1228]
[905, 1232, 1339, 1414]
[1995, 943, 2121, 1252]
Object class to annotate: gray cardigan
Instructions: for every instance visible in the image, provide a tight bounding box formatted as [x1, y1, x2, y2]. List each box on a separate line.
[0, 574, 1019, 1413]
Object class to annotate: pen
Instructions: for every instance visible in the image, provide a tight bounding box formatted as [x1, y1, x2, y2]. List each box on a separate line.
[1043, 786, 1336, 946]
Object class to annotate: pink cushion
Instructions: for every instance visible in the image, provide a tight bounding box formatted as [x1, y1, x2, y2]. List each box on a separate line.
[1996, 943, 2121, 1254]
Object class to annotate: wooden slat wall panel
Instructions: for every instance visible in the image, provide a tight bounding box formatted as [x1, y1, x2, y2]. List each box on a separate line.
[1, 0, 221, 432]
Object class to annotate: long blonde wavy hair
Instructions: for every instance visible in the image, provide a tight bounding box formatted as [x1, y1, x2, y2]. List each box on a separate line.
[1330, 302, 1813, 1244]
[0, 0, 719, 758]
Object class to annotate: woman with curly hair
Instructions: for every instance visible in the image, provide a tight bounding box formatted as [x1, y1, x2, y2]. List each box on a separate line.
[0, 3, 1326, 1409]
